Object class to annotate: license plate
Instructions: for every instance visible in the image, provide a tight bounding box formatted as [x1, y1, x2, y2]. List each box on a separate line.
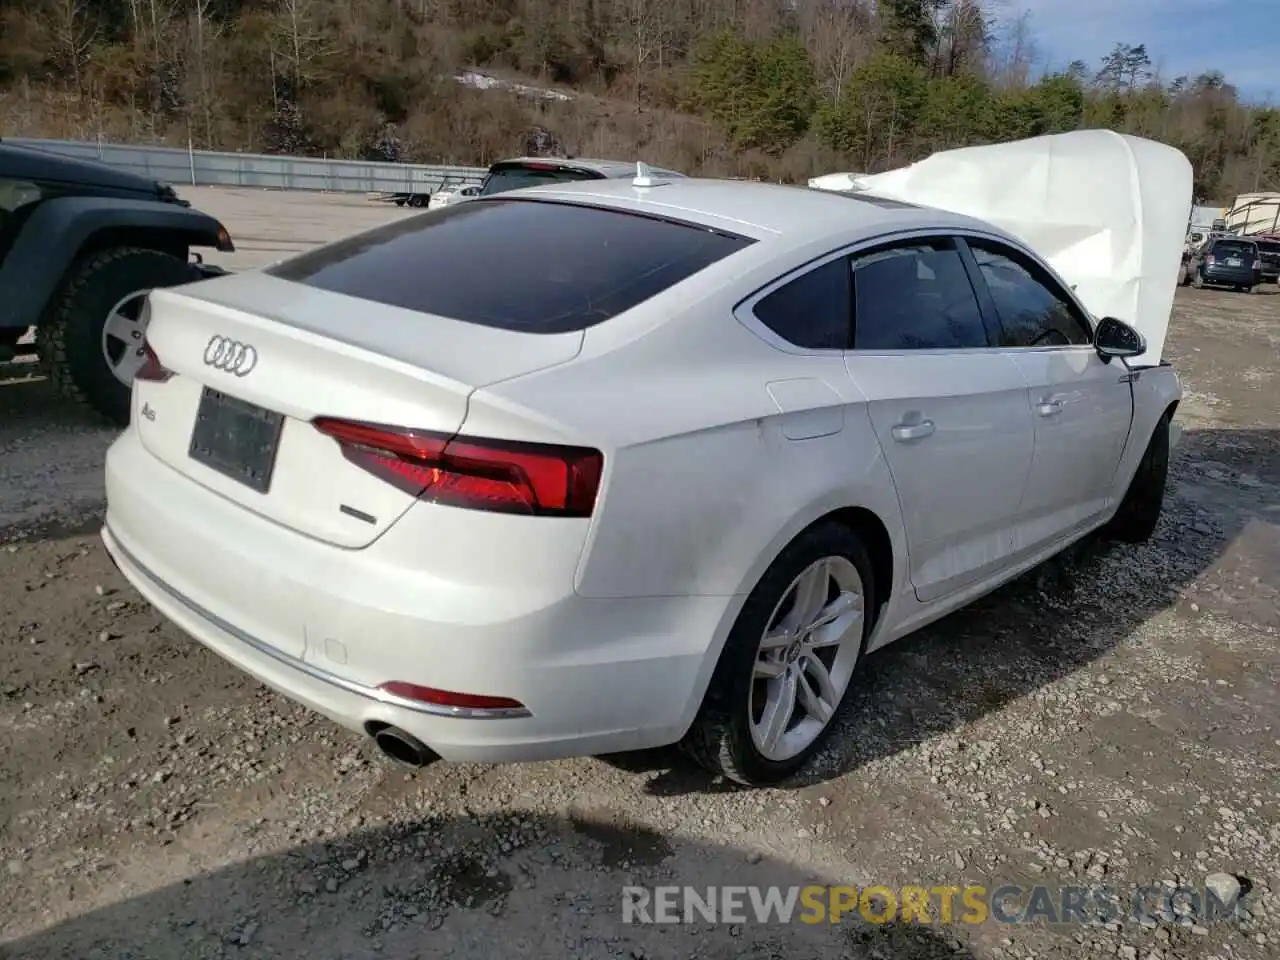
[1227, 258, 1242, 266]
[188, 387, 285, 494]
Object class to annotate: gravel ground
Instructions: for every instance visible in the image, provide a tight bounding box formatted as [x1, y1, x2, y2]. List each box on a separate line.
[1, 192, 1277, 959]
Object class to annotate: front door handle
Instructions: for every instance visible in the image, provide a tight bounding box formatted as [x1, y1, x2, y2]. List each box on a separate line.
[891, 419, 935, 442]
[1035, 399, 1063, 418]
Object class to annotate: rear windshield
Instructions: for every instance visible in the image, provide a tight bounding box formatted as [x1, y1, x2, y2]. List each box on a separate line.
[1211, 240, 1256, 257]
[267, 199, 754, 333]
[478, 163, 602, 197]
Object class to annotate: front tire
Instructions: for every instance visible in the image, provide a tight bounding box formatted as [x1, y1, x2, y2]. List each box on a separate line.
[43, 247, 195, 426]
[682, 523, 876, 787]
[1103, 413, 1171, 544]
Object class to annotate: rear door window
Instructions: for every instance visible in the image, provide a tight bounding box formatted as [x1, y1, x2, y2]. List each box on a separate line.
[478, 163, 602, 196]
[268, 199, 754, 333]
[851, 238, 989, 350]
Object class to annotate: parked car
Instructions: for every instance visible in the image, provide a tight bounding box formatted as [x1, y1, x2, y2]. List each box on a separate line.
[101, 168, 1183, 787]
[1254, 236, 1280, 283]
[427, 184, 480, 211]
[0, 140, 233, 423]
[1184, 236, 1263, 291]
[474, 156, 686, 196]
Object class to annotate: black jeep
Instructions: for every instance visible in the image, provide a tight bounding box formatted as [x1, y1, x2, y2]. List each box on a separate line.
[0, 139, 233, 424]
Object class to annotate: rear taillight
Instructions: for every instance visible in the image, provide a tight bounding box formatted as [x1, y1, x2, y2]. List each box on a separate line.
[1205, 255, 1216, 265]
[1254, 259, 1263, 270]
[135, 342, 175, 383]
[312, 417, 603, 517]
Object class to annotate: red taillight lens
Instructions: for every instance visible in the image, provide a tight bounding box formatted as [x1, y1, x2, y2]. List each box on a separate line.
[377, 681, 525, 711]
[312, 417, 603, 517]
[1254, 259, 1263, 270]
[1205, 255, 1216, 265]
[135, 342, 174, 383]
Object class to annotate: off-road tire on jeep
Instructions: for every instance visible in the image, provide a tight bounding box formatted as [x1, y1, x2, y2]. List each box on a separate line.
[43, 246, 193, 426]
[1103, 412, 1171, 544]
[681, 522, 876, 787]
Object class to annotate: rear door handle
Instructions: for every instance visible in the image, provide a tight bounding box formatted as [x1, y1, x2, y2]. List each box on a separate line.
[891, 419, 935, 442]
[1035, 399, 1063, 418]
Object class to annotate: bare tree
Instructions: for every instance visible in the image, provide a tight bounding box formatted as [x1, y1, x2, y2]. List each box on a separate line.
[798, 0, 872, 102]
[997, 8, 1035, 87]
[273, 0, 336, 90]
[619, 0, 660, 113]
[188, 0, 219, 145]
[43, 0, 100, 92]
[937, 0, 990, 77]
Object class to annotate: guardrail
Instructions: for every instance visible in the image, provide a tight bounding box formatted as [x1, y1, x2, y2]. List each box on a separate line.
[7, 137, 488, 195]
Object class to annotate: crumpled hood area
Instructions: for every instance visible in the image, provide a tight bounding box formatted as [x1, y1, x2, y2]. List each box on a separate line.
[810, 130, 1194, 365]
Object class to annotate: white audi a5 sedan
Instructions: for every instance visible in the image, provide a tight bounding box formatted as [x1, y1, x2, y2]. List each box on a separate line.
[102, 171, 1181, 786]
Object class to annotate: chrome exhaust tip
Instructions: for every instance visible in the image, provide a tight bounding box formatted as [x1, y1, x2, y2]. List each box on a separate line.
[368, 724, 439, 768]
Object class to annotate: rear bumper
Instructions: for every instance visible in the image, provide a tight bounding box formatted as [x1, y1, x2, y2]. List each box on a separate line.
[1199, 266, 1259, 285]
[102, 429, 729, 762]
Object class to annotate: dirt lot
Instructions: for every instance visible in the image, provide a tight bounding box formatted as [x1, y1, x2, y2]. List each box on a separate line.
[1, 189, 1278, 959]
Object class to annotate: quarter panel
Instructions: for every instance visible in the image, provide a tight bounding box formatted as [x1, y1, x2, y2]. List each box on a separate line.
[469, 324, 905, 602]
[572, 395, 900, 599]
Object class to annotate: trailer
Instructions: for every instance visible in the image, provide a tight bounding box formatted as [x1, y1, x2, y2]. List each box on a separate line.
[369, 190, 431, 207]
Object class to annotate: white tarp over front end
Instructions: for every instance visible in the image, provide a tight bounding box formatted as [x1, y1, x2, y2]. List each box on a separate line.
[808, 130, 1193, 364]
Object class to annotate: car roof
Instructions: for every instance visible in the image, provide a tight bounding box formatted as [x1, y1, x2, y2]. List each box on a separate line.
[491, 176, 1002, 246]
[490, 157, 686, 179]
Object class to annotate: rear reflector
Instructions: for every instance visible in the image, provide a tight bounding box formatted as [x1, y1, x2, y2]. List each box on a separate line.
[135, 342, 175, 383]
[377, 681, 525, 711]
[312, 417, 603, 517]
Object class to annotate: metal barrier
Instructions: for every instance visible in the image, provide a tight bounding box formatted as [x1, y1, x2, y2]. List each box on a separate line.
[6, 137, 487, 195]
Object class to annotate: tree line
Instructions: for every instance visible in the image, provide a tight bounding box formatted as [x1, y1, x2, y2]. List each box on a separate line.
[1, 0, 1275, 202]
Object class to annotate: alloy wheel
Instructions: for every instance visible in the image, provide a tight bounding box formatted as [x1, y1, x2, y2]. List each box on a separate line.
[748, 555, 865, 762]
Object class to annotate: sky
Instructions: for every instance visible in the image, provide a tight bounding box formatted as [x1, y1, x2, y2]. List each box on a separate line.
[1008, 0, 1276, 104]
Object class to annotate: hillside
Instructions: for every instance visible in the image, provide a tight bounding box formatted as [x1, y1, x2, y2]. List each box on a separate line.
[1, 0, 1276, 200]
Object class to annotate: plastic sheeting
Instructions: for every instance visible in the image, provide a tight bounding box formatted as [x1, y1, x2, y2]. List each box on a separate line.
[808, 130, 1194, 364]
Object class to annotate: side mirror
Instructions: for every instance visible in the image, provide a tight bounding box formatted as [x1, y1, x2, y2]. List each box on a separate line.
[1094, 316, 1146, 362]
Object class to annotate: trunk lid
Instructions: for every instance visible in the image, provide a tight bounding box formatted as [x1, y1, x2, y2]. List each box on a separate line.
[136, 272, 583, 548]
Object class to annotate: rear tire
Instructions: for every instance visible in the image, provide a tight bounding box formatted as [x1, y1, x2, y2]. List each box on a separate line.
[1103, 413, 1171, 544]
[682, 523, 876, 787]
[42, 247, 195, 426]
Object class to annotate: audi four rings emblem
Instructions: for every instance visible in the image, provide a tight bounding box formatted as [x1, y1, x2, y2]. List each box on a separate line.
[203, 335, 258, 376]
